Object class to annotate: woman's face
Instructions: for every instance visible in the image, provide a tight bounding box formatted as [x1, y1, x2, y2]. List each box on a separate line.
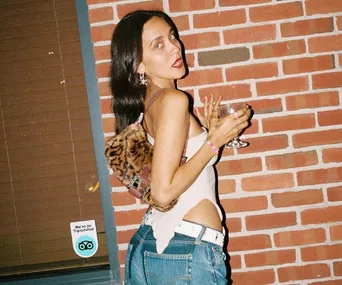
[138, 16, 185, 87]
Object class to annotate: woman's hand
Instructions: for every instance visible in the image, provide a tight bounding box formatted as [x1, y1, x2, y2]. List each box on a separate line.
[194, 93, 222, 129]
[207, 104, 252, 149]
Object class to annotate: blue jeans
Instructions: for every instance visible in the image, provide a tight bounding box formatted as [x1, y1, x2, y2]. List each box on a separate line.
[124, 224, 228, 285]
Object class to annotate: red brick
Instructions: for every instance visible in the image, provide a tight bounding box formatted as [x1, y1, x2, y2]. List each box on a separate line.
[283, 55, 335, 75]
[221, 146, 235, 157]
[118, 249, 126, 265]
[172, 15, 190, 32]
[250, 2, 303, 22]
[281, 17, 334, 37]
[98, 81, 111, 97]
[220, 196, 268, 213]
[102, 118, 115, 134]
[237, 134, 288, 154]
[286, 91, 340, 111]
[340, 53, 342, 67]
[193, 9, 246, 29]
[318, 109, 342, 126]
[338, 16, 342, 31]
[120, 267, 125, 281]
[246, 212, 297, 230]
[116, 229, 136, 244]
[306, 0, 342, 15]
[254, 40, 306, 59]
[219, 0, 271, 6]
[178, 68, 223, 87]
[232, 269, 275, 285]
[274, 228, 326, 247]
[199, 84, 252, 102]
[111, 191, 136, 206]
[117, 1, 163, 19]
[256, 77, 308, 96]
[327, 186, 342, 202]
[110, 174, 124, 187]
[229, 254, 241, 269]
[309, 35, 342, 53]
[100, 98, 112, 114]
[169, 0, 215, 12]
[95, 62, 111, 78]
[278, 263, 330, 282]
[330, 225, 342, 241]
[262, 114, 315, 133]
[245, 249, 296, 267]
[181, 32, 220, 50]
[88, 6, 113, 23]
[90, 24, 115, 42]
[313, 71, 342, 89]
[226, 62, 278, 81]
[223, 25, 276, 44]
[271, 189, 323, 207]
[225, 218, 242, 233]
[293, 129, 342, 148]
[228, 234, 272, 252]
[334, 261, 342, 276]
[114, 209, 146, 227]
[266, 151, 318, 170]
[218, 179, 236, 194]
[93, 45, 111, 61]
[185, 53, 195, 68]
[301, 205, 342, 225]
[297, 167, 342, 186]
[242, 173, 294, 191]
[217, 157, 262, 175]
[301, 244, 342, 261]
[249, 98, 283, 114]
[244, 118, 259, 135]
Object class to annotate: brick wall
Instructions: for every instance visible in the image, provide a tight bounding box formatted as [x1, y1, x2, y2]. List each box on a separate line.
[87, 0, 342, 284]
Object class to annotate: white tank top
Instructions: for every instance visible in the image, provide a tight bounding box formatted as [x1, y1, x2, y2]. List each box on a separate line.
[147, 128, 222, 253]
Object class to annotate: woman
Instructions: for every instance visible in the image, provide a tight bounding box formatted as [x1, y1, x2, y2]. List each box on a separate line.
[110, 10, 251, 285]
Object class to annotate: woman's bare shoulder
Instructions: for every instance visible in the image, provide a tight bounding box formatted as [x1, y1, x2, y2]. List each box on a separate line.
[159, 88, 189, 107]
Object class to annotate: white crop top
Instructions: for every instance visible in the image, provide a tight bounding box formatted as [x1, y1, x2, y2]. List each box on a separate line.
[147, 128, 222, 253]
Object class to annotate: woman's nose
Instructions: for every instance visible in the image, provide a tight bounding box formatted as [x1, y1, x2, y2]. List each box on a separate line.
[169, 40, 180, 54]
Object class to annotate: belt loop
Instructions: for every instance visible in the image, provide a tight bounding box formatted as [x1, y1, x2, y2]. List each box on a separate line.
[195, 226, 206, 245]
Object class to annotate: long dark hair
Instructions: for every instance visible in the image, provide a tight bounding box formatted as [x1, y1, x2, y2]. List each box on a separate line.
[110, 10, 178, 133]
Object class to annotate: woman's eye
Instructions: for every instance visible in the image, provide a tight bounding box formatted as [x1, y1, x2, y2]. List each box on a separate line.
[155, 42, 163, 49]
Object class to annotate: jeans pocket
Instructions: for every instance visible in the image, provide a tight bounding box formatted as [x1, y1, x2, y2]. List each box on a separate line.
[144, 251, 192, 285]
[210, 245, 228, 284]
[124, 244, 134, 284]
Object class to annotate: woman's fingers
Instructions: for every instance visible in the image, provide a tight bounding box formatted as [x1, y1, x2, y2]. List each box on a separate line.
[208, 93, 214, 115]
[194, 107, 206, 126]
[234, 106, 251, 119]
[194, 107, 201, 118]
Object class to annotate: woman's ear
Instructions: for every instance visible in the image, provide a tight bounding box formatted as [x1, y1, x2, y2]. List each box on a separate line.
[137, 63, 145, 75]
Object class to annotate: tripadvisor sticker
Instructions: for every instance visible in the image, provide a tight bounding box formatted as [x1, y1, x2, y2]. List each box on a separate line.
[70, 220, 98, 258]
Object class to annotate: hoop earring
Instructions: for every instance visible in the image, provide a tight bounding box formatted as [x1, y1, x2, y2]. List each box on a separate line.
[139, 73, 147, 86]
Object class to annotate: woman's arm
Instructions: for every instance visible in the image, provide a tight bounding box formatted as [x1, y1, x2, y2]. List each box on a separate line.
[150, 89, 250, 207]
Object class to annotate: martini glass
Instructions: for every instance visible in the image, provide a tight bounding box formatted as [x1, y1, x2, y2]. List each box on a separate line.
[218, 102, 249, 149]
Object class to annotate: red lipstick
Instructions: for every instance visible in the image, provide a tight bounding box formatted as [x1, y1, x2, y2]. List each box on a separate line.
[172, 58, 183, 68]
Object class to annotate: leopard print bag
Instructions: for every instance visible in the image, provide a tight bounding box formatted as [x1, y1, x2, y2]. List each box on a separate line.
[104, 103, 189, 212]
[104, 114, 180, 212]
